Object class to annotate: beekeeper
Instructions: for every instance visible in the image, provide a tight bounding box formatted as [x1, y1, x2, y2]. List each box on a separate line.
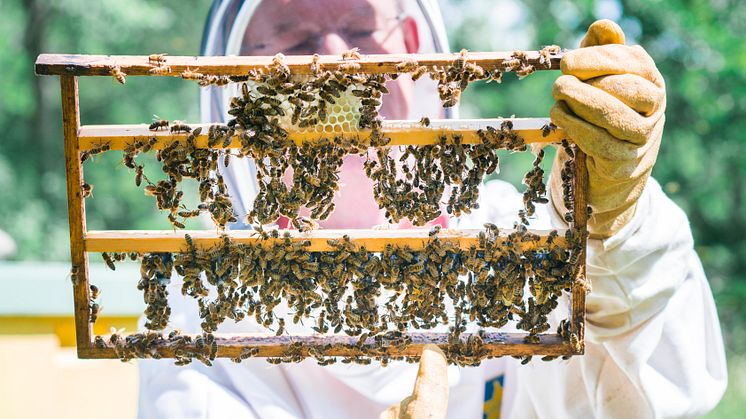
[138, 1, 727, 418]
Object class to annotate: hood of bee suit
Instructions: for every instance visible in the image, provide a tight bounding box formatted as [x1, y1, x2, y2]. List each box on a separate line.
[200, 0, 453, 228]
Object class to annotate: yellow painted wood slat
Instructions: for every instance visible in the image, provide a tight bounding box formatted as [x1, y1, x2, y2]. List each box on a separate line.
[84, 228, 569, 253]
[77, 118, 565, 151]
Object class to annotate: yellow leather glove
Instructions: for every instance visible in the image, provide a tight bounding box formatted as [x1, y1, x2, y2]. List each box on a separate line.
[379, 344, 449, 419]
[549, 19, 666, 239]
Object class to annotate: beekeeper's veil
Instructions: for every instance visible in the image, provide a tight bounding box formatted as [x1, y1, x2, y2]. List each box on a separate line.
[200, 0, 452, 228]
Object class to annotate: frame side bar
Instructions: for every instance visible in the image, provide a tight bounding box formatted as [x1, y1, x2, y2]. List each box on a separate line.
[570, 147, 589, 354]
[61, 75, 93, 355]
[35, 51, 564, 76]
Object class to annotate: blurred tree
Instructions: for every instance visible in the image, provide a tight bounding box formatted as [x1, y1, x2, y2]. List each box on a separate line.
[0, 0, 208, 260]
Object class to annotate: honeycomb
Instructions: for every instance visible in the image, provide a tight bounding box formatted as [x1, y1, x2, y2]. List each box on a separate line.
[243, 79, 369, 134]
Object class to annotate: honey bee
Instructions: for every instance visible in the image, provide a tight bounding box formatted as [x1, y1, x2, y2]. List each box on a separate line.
[89, 302, 101, 323]
[311, 53, 322, 74]
[516, 64, 535, 79]
[149, 115, 169, 131]
[81, 141, 111, 162]
[341, 47, 362, 60]
[542, 45, 561, 54]
[149, 65, 172, 75]
[178, 209, 201, 219]
[81, 183, 94, 198]
[94, 335, 107, 349]
[442, 89, 461, 108]
[293, 216, 319, 233]
[134, 165, 146, 187]
[454, 48, 468, 69]
[168, 213, 186, 229]
[419, 117, 430, 127]
[110, 66, 126, 84]
[170, 122, 192, 133]
[180, 67, 204, 80]
[396, 58, 419, 73]
[102, 252, 116, 270]
[339, 62, 361, 72]
[428, 225, 441, 237]
[487, 69, 503, 84]
[272, 52, 290, 75]
[502, 58, 522, 72]
[276, 318, 285, 336]
[69, 265, 81, 285]
[410, 65, 428, 81]
[541, 122, 557, 137]
[142, 137, 158, 153]
[90, 284, 101, 300]
[148, 53, 167, 65]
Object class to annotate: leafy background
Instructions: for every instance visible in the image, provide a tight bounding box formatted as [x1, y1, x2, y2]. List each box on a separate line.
[0, 0, 743, 416]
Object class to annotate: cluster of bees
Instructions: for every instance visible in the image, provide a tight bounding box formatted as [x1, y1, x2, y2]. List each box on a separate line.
[95, 329, 217, 365]
[120, 125, 237, 229]
[95, 221, 583, 365]
[89, 47, 564, 230]
[84, 46, 586, 365]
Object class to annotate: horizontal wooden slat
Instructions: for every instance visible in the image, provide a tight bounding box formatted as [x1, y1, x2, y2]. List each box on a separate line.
[36, 51, 563, 77]
[84, 228, 567, 253]
[78, 118, 564, 151]
[82, 332, 576, 359]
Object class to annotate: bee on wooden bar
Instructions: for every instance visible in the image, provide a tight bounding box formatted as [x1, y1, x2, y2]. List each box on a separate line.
[148, 53, 168, 65]
[149, 115, 170, 131]
[310, 53, 322, 74]
[454, 48, 468, 69]
[271, 52, 290, 76]
[539, 45, 561, 69]
[396, 58, 419, 73]
[90, 284, 101, 300]
[149, 65, 172, 75]
[89, 302, 101, 323]
[541, 122, 557, 137]
[487, 69, 503, 84]
[419, 117, 430, 127]
[170, 121, 192, 133]
[69, 265, 81, 286]
[81, 182, 94, 198]
[341, 47, 362, 60]
[110, 65, 127, 84]
[410, 65, 428, 81]
[180, 67, 204, 80]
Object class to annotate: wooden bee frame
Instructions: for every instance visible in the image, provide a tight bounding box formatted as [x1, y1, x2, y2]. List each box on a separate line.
[36, 52, 588, 361]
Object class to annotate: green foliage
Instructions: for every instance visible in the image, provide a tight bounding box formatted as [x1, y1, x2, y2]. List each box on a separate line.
[0, 0, 207, 259]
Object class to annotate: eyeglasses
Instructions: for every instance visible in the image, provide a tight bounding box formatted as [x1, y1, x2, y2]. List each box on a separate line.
[241, 13, 407, 56]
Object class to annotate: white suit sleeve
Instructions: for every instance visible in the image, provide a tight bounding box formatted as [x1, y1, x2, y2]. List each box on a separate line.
[506, 178, 727, 418]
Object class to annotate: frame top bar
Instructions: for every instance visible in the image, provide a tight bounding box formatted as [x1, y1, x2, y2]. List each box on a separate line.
[35, 51, 563, 77]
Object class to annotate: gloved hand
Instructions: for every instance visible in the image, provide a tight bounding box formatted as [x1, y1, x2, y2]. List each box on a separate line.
[379, 344, 449, 419]
[549, 19, 666, 239]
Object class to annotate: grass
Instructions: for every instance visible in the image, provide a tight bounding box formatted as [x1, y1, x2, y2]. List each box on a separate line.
[707, 354, 746, 418]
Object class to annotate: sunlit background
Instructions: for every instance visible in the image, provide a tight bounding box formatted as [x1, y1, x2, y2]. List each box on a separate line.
[0, 0, 744, 417]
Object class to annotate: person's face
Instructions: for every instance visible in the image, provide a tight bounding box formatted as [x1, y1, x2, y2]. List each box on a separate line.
[241, 0, 419, 120]
[241, 0, 422, 229]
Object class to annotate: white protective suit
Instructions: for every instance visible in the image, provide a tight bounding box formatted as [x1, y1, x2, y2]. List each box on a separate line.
[138, 1, 728, 417]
